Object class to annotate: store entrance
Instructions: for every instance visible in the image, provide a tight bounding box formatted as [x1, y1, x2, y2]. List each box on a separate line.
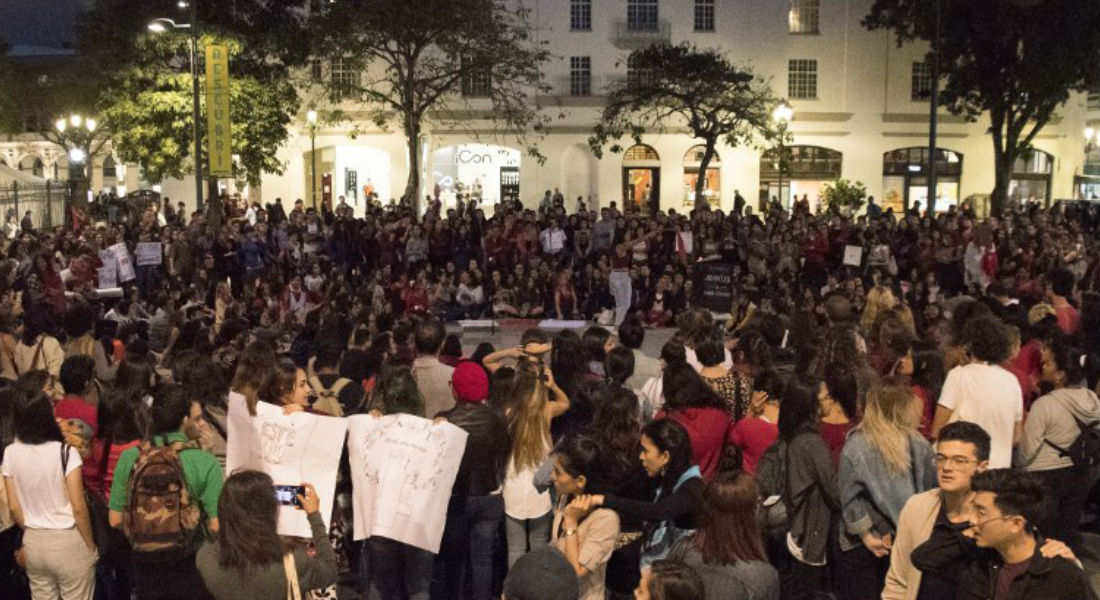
[622, 167, 660, 215]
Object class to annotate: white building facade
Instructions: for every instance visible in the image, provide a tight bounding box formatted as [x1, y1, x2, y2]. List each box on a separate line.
[256, 0, 1096, 217]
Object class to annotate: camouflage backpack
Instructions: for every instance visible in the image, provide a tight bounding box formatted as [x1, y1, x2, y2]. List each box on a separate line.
[123, 440, 202, 560]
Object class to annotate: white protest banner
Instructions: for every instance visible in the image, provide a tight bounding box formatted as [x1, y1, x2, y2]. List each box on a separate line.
[843, 245, 863, 267]
[226, 400, 347, 537]
[97, 264, 117, 289]
[109, 243, 136, 282]
[347, 414, 467, 553]
[135, 242, 163, 266]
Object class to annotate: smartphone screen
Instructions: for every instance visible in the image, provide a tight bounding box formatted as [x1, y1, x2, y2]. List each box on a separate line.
[274, 485, 303, 507]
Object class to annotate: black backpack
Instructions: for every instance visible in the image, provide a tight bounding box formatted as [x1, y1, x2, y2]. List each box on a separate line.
[1043, 415, 1100, 475]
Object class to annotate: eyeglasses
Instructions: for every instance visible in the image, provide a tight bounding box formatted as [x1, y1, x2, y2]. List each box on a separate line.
[933, 454, 979, 467]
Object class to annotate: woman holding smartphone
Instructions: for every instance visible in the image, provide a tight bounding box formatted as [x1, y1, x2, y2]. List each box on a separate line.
[197, 470, 336, 599]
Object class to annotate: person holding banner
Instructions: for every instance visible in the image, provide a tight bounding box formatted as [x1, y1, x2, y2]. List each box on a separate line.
[196, 471, 336, 600]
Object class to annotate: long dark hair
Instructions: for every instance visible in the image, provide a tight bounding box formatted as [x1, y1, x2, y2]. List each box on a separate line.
[216, 470, 288, 571]
[553, 434, 611, 496]
[98, 388, 147, 444]
[370, 366, 424, 416]
[586, 384, 641, 471]
[694, 471, 767, 565]
[581, 326, 611, 364]
[662, 362, 724, 411]
[13, 391, 63, 445]
[778, 375, 820, 442]
[643, 418, 694, 490]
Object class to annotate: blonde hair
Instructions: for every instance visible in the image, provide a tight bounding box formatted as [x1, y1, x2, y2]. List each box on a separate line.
[859, 376, 919, 476]
[507, 360, 552, 471]
[861, 285, 898, 334]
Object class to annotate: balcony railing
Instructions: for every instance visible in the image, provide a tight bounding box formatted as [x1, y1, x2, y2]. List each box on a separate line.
[614, 20, 670, 49]
[555, 75, 623, 97]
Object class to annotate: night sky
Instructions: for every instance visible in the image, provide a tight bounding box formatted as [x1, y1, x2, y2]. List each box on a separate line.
[0, 0, 88, 50]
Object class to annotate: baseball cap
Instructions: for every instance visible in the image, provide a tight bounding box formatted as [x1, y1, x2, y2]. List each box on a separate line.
[503, 546, 579, 600]
[451, 360, 489, 403]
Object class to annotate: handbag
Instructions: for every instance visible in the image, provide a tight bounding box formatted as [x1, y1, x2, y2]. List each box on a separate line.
[61, 443, 110, 555]
[284, 552, 302, 600]
[639, 465, 701, 568]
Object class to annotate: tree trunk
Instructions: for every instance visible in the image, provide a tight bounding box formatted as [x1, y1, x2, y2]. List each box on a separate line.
[402, 115, 421, 214]
[990, 153, 1014, 218]
[695, 140, 715, 211]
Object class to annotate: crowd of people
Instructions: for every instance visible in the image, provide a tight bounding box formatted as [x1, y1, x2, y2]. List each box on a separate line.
[0, 187, 1097, 600]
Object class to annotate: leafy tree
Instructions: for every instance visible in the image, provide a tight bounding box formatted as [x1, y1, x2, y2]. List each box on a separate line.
[77, 0, 308, 186]
[821, 179, 868, 213]
[588, 43, 778, 210]
[312, 0, 551, 208]
[864, 0, 1100, 215]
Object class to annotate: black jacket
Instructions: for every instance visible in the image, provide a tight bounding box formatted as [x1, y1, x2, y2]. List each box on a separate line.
[911, 519, 1096, 600]
[439, 402, 508, 498]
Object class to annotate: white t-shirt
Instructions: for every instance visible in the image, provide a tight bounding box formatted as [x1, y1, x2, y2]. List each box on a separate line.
[1, 441, 81, 529]
[503, 450, 552, 520]
[938, 363, 1023, 468]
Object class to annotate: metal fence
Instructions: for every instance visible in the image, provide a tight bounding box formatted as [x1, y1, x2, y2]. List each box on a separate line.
[0, 180, 67, 230]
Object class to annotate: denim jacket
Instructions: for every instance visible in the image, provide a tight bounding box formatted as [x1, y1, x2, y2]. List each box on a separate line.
[838, 429, 936, 552]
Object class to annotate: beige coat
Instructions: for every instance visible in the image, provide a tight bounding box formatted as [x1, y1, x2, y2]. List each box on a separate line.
[883, 489, 942, 600]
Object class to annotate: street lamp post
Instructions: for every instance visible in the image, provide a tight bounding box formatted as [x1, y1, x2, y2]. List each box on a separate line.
[307, 110, 318, 210]
[55, 113, 97, 225]
[772, 100, 794, 210]
[149, 1, 202, 213]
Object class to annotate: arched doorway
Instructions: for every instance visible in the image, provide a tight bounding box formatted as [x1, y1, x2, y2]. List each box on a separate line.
[622, 144, 660, 214]
[18, 155, 44, 178]
[1010, 150, 1053, 207]
[759, 145, 842, 211]
[561, 144, 597, 211]
[682, 145, 720, 208]
[432, 143, 520, 214]
[882, 147, 963, 213]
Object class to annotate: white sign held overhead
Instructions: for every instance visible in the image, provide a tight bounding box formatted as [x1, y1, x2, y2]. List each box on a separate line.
[347, 414, 467, 553]
[108, 243, 136, 282]
[226, 399, 348, 538]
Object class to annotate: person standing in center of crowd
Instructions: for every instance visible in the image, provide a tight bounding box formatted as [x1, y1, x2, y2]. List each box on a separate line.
[837, 378, 936, 600]
[932, 316, 1022, 468]
[411, 319, 454, 418]
[503, 359, 570, 566]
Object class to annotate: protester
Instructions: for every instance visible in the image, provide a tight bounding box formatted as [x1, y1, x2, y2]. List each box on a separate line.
[107, 384, 224, 600]
[836, 378, 937, 600]
[633, 559, 706, 600]
[434, 361, 508, 600]
[1015, 340, 1100, 550]
[2, 390, 97, 600]
[674, 470, 780, 600]
[549, 435, 620, 600]
[910, 469, 1093, 600]
[195, 472, 336, 599]
[501, 546, 579, 600]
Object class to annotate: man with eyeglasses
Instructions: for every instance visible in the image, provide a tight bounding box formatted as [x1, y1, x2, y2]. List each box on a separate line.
[905, 468, 1091, 600]
[884, 421, 992, 600]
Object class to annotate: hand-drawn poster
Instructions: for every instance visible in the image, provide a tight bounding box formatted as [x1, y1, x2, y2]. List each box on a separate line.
[226, 400, 347, 537]
[135, 242, 163, 266]
[347, 414, 468, 553]
[843, 245, 863, 267]
[108, 243, 136, 282]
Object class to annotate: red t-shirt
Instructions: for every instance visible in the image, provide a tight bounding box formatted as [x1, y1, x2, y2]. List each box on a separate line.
[657, 407, 734, 481]
[820, 421, 854, 468]
[54, 396, 98, 435]
[1055, 303, 1080, 336]
[728, 417, 778, 475]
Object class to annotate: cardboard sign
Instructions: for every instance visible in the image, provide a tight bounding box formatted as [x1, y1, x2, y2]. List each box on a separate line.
[135, 242, 163, 267]
[97, 264, 117, 289]
[691, 262, 735, 312]
[347, 414, 467, 553]
[843, 245, 863, 267]
[227, 398, 348, 537]
[108, 243, 136, 282]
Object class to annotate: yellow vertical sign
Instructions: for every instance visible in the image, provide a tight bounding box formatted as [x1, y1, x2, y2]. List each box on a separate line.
[204, 44, 233, 177]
